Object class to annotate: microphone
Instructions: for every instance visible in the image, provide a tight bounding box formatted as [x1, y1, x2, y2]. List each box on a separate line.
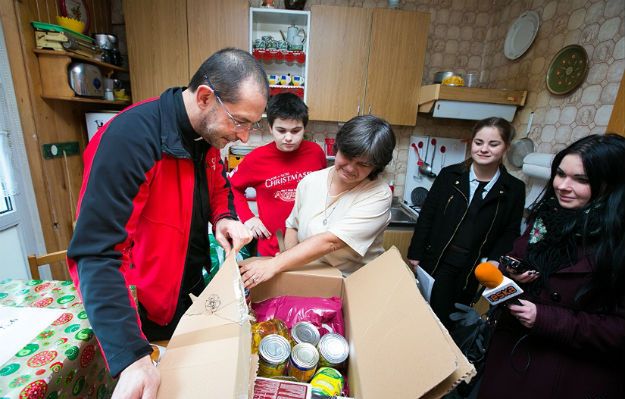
[475, 262, 524, 306]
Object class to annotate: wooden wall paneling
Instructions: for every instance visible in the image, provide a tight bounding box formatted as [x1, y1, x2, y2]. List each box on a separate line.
[364, 9, 430, 126]
[186, 0, 249, 76]
[124, 0, 189, 101]
[607, 72, 625, 137]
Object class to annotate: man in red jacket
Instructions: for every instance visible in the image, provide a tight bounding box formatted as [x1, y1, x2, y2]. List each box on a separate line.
[67, 48, 268, 398]
[230, 93, 326, 256]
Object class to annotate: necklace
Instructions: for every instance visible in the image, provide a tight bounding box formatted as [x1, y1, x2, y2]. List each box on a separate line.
[323, 170, 348, 225]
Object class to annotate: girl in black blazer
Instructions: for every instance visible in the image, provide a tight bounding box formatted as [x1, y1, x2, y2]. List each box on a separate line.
[407, 117, 525, 329]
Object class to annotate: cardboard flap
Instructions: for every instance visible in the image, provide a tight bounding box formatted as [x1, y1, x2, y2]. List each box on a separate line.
[157, 252, 251, 398]
[250, 261, 343, 302]
[344, 247, 458, 399]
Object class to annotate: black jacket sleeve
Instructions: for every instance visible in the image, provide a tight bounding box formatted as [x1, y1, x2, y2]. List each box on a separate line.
[68, 109, 158, 376]
[487, 176, 525, 261]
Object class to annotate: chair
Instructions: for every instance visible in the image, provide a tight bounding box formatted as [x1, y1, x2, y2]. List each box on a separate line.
[27, 250, 68, 280]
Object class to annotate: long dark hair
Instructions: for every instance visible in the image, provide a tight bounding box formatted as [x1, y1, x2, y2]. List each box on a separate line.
[528, 133, 625, 308]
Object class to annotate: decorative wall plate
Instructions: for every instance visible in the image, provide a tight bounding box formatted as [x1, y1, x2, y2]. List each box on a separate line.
[546, 45, 589, 95]
[504, 11, 540, 60]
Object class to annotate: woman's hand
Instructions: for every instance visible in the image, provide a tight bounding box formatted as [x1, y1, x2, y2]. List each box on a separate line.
[244, 217, 271, 239]
[408, 259, 420, 273]
[508, 299, 537, 328]
[239, 257, 278, 288]
[507, 269, 541, 284]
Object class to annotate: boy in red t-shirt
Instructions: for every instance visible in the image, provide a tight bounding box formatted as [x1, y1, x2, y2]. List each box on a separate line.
[229, 93, 326, 256]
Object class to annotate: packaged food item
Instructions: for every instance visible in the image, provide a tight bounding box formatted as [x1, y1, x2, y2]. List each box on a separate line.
[253, 295, 345, 336]
[317, 333, 349, 369]
[292, 321, 321, 346]
[252, 318, 292, 353]
[310, 367, 344, 397]
[441, 74, 465, 86]
[258, 334, 291, 378]
[288, 342, 319, 382]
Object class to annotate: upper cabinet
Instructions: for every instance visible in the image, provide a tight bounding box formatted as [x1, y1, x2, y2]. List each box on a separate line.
[249, 8, 310, 102]
[188, 0, 249, 74]
[124, 0, 248, 102]
[308, 6, 430, 126]
[307, 6, 371, 122]
[124, 0, 189, 101]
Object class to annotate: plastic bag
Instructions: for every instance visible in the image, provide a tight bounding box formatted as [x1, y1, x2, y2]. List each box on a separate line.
[252, 296, 344, 337]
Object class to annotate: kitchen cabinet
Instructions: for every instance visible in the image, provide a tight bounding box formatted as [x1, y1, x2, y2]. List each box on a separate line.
[124, 0, 189, 101]
[124, 0, 248, 102]
[607, 73, 625, 137]
[34, 49, 130, 105]
[307, 6, 430, 126]
[382, 227, 414, 263]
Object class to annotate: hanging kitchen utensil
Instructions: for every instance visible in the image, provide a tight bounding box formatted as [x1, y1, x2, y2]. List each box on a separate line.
[440, 146, 447, 168]
[418, 139, 434, 177]
[427, 138, 438, 178]
[411, 143, 423, 180]
[508, 112, 535, 168]
[411, 187, 429, 208]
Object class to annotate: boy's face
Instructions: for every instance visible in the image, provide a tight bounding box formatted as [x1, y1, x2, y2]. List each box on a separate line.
[270, 118, 305, 152]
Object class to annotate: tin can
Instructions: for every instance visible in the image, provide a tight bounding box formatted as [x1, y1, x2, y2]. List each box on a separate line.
[291, 321, 320, 346]
[310, 367, 344, 397]
[258, 334, 291, 378]
[288, 343, 319, 382]
[317, 333, 349, 369]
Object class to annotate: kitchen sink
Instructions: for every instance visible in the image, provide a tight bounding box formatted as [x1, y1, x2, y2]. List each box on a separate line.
[389, 206, 418, 227]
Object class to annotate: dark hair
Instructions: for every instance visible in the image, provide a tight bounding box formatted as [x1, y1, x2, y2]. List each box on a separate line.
[471, 117, 515, 145]
[188, 48, 269, 103]
[531, 133, 625, 308]
[266, 93, 309, 127]
[334, 115, 396, 180]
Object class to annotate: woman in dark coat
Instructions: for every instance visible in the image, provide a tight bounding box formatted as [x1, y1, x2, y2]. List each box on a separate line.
[407, 117, 525, 329]
[479, 134, 625, 399]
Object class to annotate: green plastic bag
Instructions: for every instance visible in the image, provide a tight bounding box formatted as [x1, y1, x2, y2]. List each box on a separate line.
[203, 234, 255, 285]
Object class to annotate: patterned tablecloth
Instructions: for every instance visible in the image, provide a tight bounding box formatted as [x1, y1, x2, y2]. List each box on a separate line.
[0, 279, 116, 399]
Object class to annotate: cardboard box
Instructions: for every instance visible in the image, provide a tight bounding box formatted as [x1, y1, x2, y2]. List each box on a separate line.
[156, 247, 475, 398]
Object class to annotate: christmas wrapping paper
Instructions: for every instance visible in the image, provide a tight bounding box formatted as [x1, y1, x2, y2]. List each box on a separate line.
[0, 279, 116, 399]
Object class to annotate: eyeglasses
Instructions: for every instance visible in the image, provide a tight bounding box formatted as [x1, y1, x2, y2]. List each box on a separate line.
[204, 77, 263, 132]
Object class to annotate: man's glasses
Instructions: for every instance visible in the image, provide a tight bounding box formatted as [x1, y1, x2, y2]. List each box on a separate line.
[204, 77, 263, 132]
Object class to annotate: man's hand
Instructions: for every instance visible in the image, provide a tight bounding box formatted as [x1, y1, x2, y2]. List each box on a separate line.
[112, 355, 160, 399]
[244, 217, 271, 239]
[215, 218, 253, 254]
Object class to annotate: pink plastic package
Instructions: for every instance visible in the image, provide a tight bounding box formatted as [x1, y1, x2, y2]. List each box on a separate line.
[252, 295, 344, 336]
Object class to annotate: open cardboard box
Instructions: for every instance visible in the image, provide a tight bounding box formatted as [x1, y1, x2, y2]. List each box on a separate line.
[156, 247, 475, 398]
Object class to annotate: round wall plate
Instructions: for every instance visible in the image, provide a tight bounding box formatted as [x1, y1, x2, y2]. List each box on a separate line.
[546, 44, 589, 95]
[504, 11, 540, 60]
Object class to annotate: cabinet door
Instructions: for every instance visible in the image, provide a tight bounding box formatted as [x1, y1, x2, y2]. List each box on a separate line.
[187, 0, 249, 76]
[307, 6, 371, 122]
[124, 0, 189, 101]
[364, 9, 430, 126]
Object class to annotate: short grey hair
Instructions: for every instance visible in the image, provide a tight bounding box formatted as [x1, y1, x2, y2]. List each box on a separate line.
[188, 48, 269, 103]
[334, 115, 396, 180]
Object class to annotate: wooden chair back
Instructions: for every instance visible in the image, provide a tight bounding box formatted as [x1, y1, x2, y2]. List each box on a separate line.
[27, 250, 68, 280]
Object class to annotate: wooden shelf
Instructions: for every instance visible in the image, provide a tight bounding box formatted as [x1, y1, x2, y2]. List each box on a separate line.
[418, 84, 527, 113]
[34, 49, 131, 105]
[41, 95, 130, 105]
[34, 49, 128, 72]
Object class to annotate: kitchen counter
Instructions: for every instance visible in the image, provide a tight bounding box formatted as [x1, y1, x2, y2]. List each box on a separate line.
[388, 203, 418, 228]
